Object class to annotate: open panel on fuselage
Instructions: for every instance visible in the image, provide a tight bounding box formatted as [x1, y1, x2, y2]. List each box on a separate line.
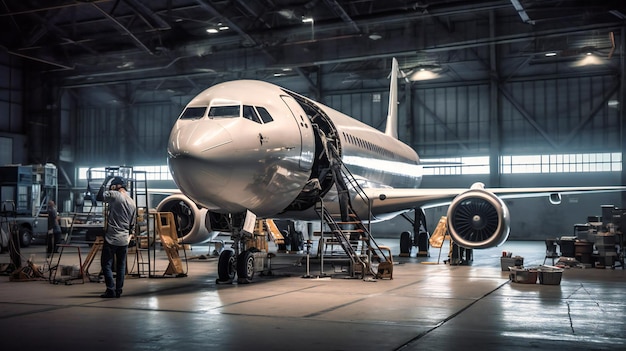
[280, 91, 339, 212]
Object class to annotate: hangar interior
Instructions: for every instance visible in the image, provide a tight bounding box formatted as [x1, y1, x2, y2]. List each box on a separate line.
[1, 2, 626, 351]
[0, 1, 625, 237]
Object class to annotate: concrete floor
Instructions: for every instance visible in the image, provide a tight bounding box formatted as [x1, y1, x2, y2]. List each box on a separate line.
[0, 239, 625, 351]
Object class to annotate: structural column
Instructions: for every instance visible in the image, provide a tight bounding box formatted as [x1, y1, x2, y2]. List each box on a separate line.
[618, 27, 626, 208]
[489, 10, 501, 187]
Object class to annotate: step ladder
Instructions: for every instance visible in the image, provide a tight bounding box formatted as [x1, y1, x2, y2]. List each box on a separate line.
[131, 170, 150, 277]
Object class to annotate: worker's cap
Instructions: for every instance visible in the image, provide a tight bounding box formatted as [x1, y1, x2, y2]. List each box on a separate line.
[110, 176, 127, 189]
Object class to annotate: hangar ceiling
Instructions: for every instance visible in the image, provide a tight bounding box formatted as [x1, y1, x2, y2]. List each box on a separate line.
[1, 0, 624, 103]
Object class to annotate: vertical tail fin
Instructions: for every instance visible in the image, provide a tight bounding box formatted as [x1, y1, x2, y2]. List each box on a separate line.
[384, 58, 399, 139]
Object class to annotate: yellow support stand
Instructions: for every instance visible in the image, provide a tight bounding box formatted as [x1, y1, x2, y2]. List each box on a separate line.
[376, 245, 393, 279]
[82, 236, 104, 281]
[421, 216, 449, 265]
[155, 212, 186, 276]
[265, 219, 284, 246]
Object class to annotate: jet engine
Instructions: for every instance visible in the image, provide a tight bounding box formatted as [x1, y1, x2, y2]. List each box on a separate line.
[156, 194, 218, 244]
[446, 183, 510, 249]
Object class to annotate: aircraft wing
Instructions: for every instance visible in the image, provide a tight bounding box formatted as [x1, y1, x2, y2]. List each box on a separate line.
[362, 184, 626, 213]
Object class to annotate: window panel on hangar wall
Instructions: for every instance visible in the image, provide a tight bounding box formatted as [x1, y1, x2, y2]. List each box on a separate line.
[75, 108, 117, 164]
[500, 75, 620, 154]
[413, 85, 490, 157]
[131, 104, 181, 163]
[0, 61, 24, 135]
[74, 103, 180, 165]
[323, 91, 389, 130]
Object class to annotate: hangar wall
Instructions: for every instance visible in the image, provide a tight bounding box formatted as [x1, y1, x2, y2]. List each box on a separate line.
[322, 74, 621, 158]
[72, 102, 182, 166]
[0, 51, 27, 164]
[501, 76, 620, 153]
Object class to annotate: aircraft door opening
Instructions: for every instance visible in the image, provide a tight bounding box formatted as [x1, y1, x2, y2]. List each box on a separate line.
[280, 95, 315, 171]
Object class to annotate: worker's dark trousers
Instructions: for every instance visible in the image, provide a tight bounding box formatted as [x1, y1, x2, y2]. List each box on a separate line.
[100, 242, 128, 295]
[46, 231, 61, 255]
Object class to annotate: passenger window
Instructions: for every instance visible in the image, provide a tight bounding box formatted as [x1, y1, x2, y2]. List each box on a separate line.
[256, 107, 274, 123]
[208, 105, 240, 118]
[243, 105, 262, 124]
[179, 106, 207, 119]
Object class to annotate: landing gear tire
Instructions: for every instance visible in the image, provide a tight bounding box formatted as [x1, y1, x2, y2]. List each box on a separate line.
[399, 231, 412, 255]
[19, 227, 32, 248]
[217, 250, 236, 283]
[237, 250, 255, 284]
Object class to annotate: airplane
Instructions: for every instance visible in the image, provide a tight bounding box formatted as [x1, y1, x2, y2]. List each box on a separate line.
[157, 58, 624, 282]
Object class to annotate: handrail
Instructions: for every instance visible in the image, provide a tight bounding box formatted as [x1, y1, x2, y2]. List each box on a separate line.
[317, 145, 393, 278]
[328, 146, 392, 266]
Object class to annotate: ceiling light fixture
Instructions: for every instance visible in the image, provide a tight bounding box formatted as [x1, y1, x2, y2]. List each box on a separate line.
[573, 54, 603, 67]
[116, 61, 134, 69]
[278, 9, 297, 19]
[206, 28, 218, 34]
[545, 52, 557, 57]
[302, 17, 315, 40]
[410, 70, 439, 81]
[368, 33, 382, 40]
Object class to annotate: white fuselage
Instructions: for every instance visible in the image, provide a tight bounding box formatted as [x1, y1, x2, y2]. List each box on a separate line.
[167, 80, 422, 219]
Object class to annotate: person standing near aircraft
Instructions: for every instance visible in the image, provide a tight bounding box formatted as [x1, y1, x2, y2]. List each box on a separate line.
[46, 200, 62, 256]
[96, 176, 136, 298]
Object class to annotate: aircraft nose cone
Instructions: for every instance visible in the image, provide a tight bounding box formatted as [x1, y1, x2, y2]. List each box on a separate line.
[168, 122, 234, 209]
[168, 122, 233, 158]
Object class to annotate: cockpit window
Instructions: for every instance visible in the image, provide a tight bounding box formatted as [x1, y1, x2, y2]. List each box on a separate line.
[179, 106, 207, 119]
[256, 107, 274, 123]
[243, 105, 262, 124]
[208, 105, 240, 118]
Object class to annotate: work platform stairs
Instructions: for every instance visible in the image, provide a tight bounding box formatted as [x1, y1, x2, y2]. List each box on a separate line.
[314, 152, 393, 279]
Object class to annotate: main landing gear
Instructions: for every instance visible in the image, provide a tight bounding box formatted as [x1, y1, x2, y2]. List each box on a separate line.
[215, 214, 272, 284]
[216, 248, 266, 284]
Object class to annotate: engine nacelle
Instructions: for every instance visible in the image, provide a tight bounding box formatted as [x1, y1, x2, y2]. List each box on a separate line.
[156, 194, 219, 244]
[446, 183, 510, 249]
